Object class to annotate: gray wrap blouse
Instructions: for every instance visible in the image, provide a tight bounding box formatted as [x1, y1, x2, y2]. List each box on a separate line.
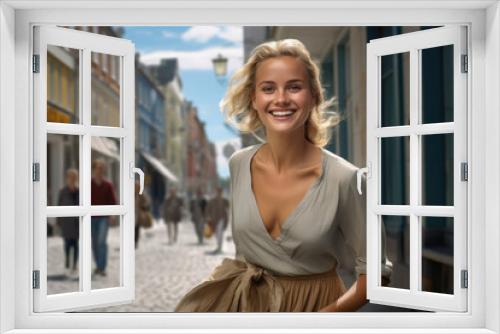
[228, 143, 392, 278]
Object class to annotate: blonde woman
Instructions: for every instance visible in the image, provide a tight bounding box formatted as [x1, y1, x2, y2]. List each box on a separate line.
[176, 39, 392, 312]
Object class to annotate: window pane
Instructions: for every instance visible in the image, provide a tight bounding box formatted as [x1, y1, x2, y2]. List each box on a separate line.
[91, 215, 121, 290]
[381, 52, 410, 127]
[422, 216, 454, 294]
[47, 45, 80, 124]
[381, 136, 410, 205]
[91, 137, 121, 205]
[421, 134, 454, 206]
[91, 52, 121, 127]
[47, 217, 80, 295]
[381, 215, 410, 290]
[421, 45, 454, 124]
[47, 134, 80, 206]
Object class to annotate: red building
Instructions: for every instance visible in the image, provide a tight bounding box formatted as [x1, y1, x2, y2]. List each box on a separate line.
[185, 101, 218, 197]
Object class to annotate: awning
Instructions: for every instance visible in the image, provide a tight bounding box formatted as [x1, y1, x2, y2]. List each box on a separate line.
[91, 137, 120, 161]
[141, 152, 178, 183]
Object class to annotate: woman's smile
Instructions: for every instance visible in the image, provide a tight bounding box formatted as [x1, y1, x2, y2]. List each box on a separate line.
[268, 108, 297, 120]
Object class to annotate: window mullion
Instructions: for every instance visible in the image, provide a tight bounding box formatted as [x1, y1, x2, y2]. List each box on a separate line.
[409, 48, 420, 293]
[81, 47, 91, 293]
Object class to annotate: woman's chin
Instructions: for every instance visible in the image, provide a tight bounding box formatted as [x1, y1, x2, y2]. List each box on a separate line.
[264, 124, 305, 137]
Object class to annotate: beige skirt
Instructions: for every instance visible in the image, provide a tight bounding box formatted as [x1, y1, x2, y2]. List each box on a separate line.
[175, 258, 347, 312]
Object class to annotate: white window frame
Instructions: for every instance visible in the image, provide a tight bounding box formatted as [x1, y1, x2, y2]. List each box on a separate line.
[0, 1, 499, 333]
[32, 25, 136, 312]
[366, 26, 468, 312]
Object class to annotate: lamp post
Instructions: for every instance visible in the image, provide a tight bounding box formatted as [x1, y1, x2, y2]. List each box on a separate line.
[212, 53, 228, 85]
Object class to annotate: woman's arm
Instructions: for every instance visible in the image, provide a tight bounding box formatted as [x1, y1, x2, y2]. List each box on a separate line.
[319, 274, 367, 312]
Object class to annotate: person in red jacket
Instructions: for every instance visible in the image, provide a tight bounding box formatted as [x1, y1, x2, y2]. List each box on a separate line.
[91, 159, 117, 276]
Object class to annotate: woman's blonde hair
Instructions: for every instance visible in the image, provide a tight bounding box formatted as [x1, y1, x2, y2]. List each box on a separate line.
[220, 38, 339, 147]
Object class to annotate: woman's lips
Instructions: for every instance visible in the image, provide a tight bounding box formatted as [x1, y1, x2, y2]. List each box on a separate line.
[268, 110, 296, 120]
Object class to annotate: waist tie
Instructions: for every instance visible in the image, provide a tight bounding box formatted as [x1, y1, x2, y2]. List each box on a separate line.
[175, 258, 284, 312]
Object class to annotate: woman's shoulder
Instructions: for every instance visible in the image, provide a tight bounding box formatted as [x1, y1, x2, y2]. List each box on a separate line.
[228, 144, 261, 173]
[321, 148, 360, 184]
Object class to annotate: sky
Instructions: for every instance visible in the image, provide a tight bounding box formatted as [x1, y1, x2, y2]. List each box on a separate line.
[123, 26, 244, 178]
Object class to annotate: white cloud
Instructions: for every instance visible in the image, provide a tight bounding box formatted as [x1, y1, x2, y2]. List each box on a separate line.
[181, 26, 242, 44]
[139, 46, 244, 72]
[217, 26, 243, 44]
[182, 26, 220, 43]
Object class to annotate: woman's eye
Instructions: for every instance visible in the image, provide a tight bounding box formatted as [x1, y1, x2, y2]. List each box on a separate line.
[261, 86, 274, 93]
[288, 85, 302, 92]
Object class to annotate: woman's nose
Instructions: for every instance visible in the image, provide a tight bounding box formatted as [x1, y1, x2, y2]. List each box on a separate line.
[275, 89, 290, 105]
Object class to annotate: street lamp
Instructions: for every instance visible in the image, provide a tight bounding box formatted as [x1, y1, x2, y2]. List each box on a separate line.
[212, 53, 228, 85]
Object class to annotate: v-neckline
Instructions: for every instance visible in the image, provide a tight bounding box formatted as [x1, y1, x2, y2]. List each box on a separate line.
[247, 143, 327, 243]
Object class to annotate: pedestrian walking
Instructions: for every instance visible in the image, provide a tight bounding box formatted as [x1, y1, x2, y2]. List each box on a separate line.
[163, 187, 183, 245]
[175, 39, 392, 312]
[91, 159, 117, 277]
[190, 188, 207, 245]
[205, 187, 229, 255]
[56, 168, 79, 277]
[135, 180, 152, 249]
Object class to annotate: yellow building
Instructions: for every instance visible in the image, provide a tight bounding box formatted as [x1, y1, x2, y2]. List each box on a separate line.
[47, 46, 78, 123]
[46, 46, 79, 206]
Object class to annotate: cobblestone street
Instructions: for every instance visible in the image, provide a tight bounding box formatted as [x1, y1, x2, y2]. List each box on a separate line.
[47, 219, 235, 312]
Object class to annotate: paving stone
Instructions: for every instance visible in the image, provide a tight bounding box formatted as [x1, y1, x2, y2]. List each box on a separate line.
[47, 219, 235, 312]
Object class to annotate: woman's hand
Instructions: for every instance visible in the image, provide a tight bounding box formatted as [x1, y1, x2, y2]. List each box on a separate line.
[319, 302, 340, 312]
[319, 274, 367, 312]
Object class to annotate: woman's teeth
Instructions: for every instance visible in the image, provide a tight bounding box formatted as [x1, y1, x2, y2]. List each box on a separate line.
[271, 111, 293, 116]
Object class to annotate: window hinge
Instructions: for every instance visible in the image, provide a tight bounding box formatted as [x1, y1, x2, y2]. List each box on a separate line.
[32, 270, 40, 289]
[461, 269, 468, 289]
[461, 162, 468, 181]
[461, 54, 468, 73]
[32, 163, 40, 182]
[32, 55, 40, 73]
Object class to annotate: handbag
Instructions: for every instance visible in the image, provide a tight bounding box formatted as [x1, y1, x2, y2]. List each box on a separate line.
[204, 223, 213, 238]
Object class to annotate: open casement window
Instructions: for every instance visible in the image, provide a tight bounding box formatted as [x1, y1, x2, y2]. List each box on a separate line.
[365, 26, 468, 312]
[32, 26, 140, 312]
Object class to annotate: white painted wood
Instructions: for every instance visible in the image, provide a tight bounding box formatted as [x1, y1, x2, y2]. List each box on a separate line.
[45, 123, 127, 138]
[3, 0, 497, 10]
[46, 205, 127, 217]
[366, 26, 468, 312]
[81, 47, 92, 295]
[37, 25, 132, 56]
[409, 47, 420, 295]
[484, 4, 500, 332]
[89, 126, 127, 138]
[374, 122, 454, 137]
[0, 3, 16, 334]
[121, 37, 136, 297]
[373, 205, 454, 217]
[3, 2, 494, 333]
[33, 26, 135, 312]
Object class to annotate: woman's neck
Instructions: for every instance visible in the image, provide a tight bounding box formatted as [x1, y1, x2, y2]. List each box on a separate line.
[263, 127, 314, 173]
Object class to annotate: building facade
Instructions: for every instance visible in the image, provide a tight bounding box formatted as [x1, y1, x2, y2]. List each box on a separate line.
[185, 102, 218, 198]
[148, 58, 186, 195]
[135, 54, 167, 218]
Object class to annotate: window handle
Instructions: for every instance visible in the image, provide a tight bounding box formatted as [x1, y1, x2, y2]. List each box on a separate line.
[357, 162, 371, 195]
[130, 162, 144, 195]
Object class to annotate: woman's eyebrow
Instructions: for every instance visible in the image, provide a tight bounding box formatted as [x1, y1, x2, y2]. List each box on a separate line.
[257, 79, 304, 86]
[257, 80, 275, 86]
